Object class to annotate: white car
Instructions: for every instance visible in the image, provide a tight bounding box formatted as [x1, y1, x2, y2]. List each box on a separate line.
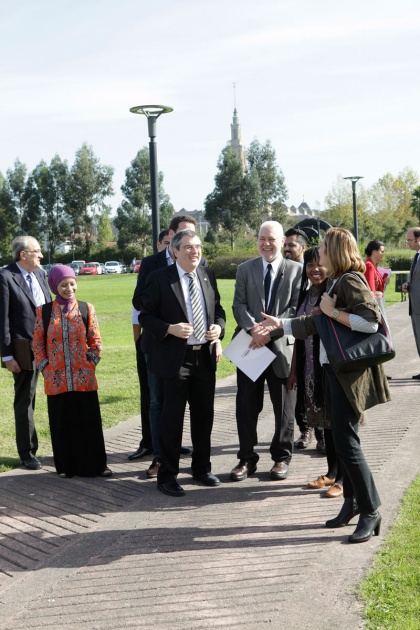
[104, 261, 124, 274]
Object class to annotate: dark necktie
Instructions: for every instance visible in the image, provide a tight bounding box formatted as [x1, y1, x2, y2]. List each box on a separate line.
[187, 273, 205, 341]
[264, 264, 272, 311]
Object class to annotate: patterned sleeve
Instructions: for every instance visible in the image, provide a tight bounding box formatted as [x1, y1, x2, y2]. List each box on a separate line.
[86, 303, 101, 364]
[32, 305, 49, 371]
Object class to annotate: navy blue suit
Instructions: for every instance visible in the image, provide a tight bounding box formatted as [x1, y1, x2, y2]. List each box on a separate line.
[0, 263, 51, 460]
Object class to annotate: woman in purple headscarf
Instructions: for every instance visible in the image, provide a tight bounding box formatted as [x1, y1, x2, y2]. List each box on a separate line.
[33, 265, 111, 478]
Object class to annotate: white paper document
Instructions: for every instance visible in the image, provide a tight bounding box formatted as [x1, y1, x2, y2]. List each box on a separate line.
[223, 329, 276, 382]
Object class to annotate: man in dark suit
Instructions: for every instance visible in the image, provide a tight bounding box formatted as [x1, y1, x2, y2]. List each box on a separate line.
[403, 227, 420, 378]
[129, 215, 203, 475]
[0, 236, 51, 469]
[140, 229, 226, 496]
[230, 221, 302, 482]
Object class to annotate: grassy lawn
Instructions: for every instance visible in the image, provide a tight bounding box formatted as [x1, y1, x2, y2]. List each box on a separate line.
[359, 475, 420, 629]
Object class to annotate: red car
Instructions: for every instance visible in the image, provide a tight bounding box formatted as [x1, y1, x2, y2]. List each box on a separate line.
[79, 263, 99, 275]
[133, 260, 142, 273]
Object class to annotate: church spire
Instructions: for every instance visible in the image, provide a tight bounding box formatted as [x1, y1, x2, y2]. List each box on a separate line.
[230, 83, 246, 171]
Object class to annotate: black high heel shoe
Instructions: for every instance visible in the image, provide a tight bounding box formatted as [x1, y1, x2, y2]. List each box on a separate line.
[325, 498, 359, 528]
[348, 511, 381, 543]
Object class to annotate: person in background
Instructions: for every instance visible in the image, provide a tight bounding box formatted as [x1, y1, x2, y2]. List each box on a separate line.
[364, 240, 390, 311]
[128, 229, 174, 463]
[33, 265, 111, 479]
[283, 228, 308, 264]
[0, 235, 51, 470]
[287, 247, 343, 499]
[260, 228, 391, 543]
[403, 228, 420, 379]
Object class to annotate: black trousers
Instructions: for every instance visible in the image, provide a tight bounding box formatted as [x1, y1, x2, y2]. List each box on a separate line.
[235, 364, 296, 465]
[323, 366, 381, 513]
[13, 364, 39, 461]
[157, 344, 215, 483]
[135, 335, 152, 450]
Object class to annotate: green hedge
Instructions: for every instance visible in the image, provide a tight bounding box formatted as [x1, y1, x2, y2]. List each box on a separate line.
[210, 255, 257, 279]
[385, 255, 412, 271]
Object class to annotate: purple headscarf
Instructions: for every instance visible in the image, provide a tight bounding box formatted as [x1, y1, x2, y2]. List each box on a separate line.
[48, 265, 77, 313]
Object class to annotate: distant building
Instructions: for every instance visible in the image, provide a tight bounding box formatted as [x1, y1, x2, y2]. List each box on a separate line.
[174, 208, 209, 236]
[230, 107, 247, 171]
[283, 201, 320, 222]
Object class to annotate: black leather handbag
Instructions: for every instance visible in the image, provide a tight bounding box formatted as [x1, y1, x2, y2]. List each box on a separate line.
[313, 273, 395, 373]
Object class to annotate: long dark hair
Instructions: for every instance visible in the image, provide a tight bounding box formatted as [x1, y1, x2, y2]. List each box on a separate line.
[297, 246, 328, 311]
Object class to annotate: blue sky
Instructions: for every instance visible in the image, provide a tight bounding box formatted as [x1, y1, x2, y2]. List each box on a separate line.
[1, 0, 419, 214]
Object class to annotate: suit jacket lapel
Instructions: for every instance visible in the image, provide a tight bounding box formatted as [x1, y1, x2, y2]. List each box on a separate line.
[169, 265, 189, 320]
[197, 266, 212, 323]
[251, 258, 265, 305]
[11, 265, 36, 307]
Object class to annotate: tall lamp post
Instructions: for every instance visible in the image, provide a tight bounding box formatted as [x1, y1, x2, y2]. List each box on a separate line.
[343, 176, 363, 243]
[130, 105, 173, 253]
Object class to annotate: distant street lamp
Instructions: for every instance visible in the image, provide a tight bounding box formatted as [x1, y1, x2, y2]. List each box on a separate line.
[130, 105, 173, 253]
[343, 176, 363, 243]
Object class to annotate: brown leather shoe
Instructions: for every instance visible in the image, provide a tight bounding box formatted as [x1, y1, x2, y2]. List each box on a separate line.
[308, 475, 335, 489]
[325, 482, 343, 498]
[270, 461, 289, 480]
[230, 460, 257, 482]
[146, 458, 161, 478]
[294, 428, 314, 449]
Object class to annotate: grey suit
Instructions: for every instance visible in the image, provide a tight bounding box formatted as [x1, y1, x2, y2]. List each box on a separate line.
[232, 255, 302, 465]
[408, 253, 420, 356]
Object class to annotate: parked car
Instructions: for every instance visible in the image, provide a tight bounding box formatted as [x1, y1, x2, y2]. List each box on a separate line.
[105, 261, 125, 274]
[79, 262, 100, 276]
[69, 262, 82, 275]
[72, 260, 85, 266]
[133, 260, 142, 273]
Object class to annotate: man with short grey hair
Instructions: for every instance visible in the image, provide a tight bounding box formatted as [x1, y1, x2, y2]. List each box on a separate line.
[0, 236, 51, 469]
[230, 221, 302, 482]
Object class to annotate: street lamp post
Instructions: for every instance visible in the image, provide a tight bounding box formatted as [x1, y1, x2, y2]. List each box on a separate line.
[130, 105, 173, 253]
[343, 176, 363, 243]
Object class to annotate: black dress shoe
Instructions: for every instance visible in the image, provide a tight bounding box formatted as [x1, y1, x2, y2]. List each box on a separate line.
[127, 446, 152, 461]
[180, 445, 193, 455]
[348, 511, 381, 543]
[22, 457, 42, 470]
[98, 467, 112, 477]
[157, 480, 185, 497]
[325, 498, 359, 528]
[230, 460, 257, 481]
[412, 374, 420, 380]
[193, 472, 221, 486]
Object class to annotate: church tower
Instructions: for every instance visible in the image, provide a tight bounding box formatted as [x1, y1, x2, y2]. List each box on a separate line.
[230, 84, 247, 171]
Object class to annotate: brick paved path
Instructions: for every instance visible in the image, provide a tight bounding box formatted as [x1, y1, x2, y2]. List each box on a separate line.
[0, 301, 419, 629]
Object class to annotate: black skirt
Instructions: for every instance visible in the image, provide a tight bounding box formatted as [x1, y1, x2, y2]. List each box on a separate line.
[47, 391, 107, 477]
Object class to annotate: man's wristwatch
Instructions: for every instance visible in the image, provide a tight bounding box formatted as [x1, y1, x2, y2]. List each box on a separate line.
[331, 309, 340, 319]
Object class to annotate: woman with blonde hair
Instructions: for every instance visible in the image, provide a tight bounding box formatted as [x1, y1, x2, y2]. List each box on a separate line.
[259, 228, 391, 543]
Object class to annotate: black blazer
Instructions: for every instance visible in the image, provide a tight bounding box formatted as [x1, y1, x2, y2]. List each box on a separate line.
[139, 264, 225, 379]
[0, 263, 52, 357]
[132, 248, 208, 355]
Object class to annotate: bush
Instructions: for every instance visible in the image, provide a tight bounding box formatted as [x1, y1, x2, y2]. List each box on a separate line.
[211, 255, 256, 279]
[385, 255, 413, 271]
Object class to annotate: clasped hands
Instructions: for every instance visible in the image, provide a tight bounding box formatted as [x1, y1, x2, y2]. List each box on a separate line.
[249, 292, 338, 350]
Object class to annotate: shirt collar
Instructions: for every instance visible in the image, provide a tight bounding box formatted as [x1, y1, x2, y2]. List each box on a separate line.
[262, 255, 282, 274]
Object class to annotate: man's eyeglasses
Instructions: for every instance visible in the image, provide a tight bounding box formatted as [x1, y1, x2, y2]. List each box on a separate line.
[23, 249, 42, 254]
[181, 245, 202, 252]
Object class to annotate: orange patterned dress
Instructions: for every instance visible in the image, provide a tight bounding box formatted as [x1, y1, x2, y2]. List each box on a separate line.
[33, 300, 107, 477]
[33, 300, 101, 395]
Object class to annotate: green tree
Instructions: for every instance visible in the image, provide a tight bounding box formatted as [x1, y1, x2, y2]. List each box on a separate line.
[409, 186, 420, 225]
[204, 146, 259, 249]
[321, 175, 374, 241]
[114, 147, 174, 253]
[0, 172, 20, 261]
[22, 156, 70, 255]
[369, 168, 419, 245]
[65, 144, 114, 259]
[96, 208, 113, 247]
[0, 159, 28, 231]
[246, 138, 288, 222]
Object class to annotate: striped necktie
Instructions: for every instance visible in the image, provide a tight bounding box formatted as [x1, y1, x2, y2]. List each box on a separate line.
[26, 273, 44, 307]
[186, 273, 205, 342]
